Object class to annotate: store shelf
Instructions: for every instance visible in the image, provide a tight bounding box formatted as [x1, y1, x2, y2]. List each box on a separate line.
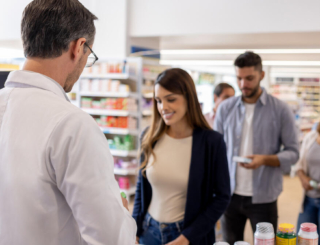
[100, 127, 139, 135]
[120, 186, 136, 196]
[80, 91, 138, 98]
[143, 92, 153, 99]
[81, 73, 133, 80]
[110, 149, 138, 157]
[142, 110, 152, 116]
[82, 108, 138, 117]
[114, 168, 138, 175]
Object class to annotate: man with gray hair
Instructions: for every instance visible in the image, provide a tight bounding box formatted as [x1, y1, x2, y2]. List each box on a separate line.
[0, 0, 137, 244]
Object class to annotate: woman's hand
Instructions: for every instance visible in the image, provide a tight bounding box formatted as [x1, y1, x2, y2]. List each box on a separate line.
[121, 195, 129, 211]
[297, 170, 313, 191]
[165, 235, 189, 245]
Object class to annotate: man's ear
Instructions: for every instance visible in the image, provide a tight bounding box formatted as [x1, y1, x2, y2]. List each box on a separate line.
[260, 70, 265, 82]
[70, 38, 87, 63]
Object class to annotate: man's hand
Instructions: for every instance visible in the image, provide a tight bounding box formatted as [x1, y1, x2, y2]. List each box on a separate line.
[166, 235, 189, 245]
[239, 155, 265, 170]
[121, 195, 129, 211]
[135, 236, 139, 244]
[239, 154, 280, 169]
[297, 170, 313, 191]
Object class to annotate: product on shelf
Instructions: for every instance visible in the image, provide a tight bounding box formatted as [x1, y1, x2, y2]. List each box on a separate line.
[94, 116, 137, 129]
[81, 98, 92, 108]
[81, 97, 137, 111]
[298, 223, 318, 245]
[67, 92, 77, 101]
[276, 223, 296, 245]
[81, 79, 130, 93]
[143, 64, 170, 80]
[84, 61, 128, 74]
[118, 177, 130, 190]
[299, 78, 320, 83]
[107, 135, 135, 151]
[142, 97, 153, 110]
[254, 223, 275, 245]
[114, 157, 138, 170]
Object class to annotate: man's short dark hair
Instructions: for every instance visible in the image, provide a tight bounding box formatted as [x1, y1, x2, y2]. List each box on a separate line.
[234, 51, 263, 72]
[21, 0, 98, 58]
[214, 83, 234, 97]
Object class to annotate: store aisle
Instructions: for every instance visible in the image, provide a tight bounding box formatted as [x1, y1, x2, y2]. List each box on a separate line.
[129, 175, 303, 244]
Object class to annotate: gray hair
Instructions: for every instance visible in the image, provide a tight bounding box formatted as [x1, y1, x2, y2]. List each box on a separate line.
[21, 0, 98, 58]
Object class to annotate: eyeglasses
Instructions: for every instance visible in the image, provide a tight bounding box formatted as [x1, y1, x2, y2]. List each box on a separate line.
[84, 42, 98, 67]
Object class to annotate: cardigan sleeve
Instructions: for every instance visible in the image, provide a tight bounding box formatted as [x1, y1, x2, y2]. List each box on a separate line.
[132, 169, 144, 237]
[181, 135, 231, 244]
[132, 127, 149, 237]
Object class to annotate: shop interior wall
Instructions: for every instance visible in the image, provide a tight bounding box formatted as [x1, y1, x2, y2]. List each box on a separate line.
[129, 0, 320, 37]
[0, 0, 129, 59]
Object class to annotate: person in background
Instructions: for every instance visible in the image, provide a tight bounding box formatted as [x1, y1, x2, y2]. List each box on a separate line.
[0, 0, 136, 244]
[214, 51, 299, 244]
[133, 68, 231, 245]
[204, 83, 235, 128]
[294, 122, 320, 245]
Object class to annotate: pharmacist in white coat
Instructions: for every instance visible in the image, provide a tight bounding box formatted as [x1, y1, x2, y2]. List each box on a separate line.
[0, 1, 136, 245]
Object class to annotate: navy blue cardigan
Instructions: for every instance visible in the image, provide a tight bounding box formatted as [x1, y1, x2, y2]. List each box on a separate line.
[132, 128, 231, 245]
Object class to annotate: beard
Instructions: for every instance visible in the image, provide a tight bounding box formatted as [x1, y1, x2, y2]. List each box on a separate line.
[242, 83, 260, 98]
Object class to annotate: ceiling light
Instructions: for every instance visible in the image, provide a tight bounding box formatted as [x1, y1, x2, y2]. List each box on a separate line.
[160, 60, 320, 66]
[160, 49, 320, 55]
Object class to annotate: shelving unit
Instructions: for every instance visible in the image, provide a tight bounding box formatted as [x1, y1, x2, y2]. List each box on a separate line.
[269, 67, 320, 142]
[100, 127, 139, 135]
[82, 108, 138, 117]
[81, 73, 132, 80]
[69, 57, 144, 198]
[80, 91, 138, 98]
[110, 149, 138, 157]
[114, 168, 138, 175]
[69, 58, 169, 197]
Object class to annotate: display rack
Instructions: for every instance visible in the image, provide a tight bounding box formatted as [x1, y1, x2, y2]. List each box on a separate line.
[269, 67, 320, 142]
[68, 57, 144, 199]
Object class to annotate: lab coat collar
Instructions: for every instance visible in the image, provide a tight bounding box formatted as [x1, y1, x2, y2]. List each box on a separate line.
[5, 70, 70, 101]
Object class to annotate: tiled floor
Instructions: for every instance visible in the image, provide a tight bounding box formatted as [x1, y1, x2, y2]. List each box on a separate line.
[129, 176, 304, 245]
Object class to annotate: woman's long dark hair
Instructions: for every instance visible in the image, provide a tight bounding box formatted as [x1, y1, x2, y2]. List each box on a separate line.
[140, 68, 211, 174]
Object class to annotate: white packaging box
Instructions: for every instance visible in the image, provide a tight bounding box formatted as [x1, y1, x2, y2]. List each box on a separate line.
[81, 79, 91, 91]
[111, 80, 120, 92]
[91, 79, 100, 92]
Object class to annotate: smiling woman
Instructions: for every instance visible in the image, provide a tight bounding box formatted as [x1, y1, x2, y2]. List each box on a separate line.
[132, 68, 231, 245]
[140, 68, 211, 172]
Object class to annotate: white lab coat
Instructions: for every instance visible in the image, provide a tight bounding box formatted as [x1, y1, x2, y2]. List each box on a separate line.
[0, 70, 137, 245]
